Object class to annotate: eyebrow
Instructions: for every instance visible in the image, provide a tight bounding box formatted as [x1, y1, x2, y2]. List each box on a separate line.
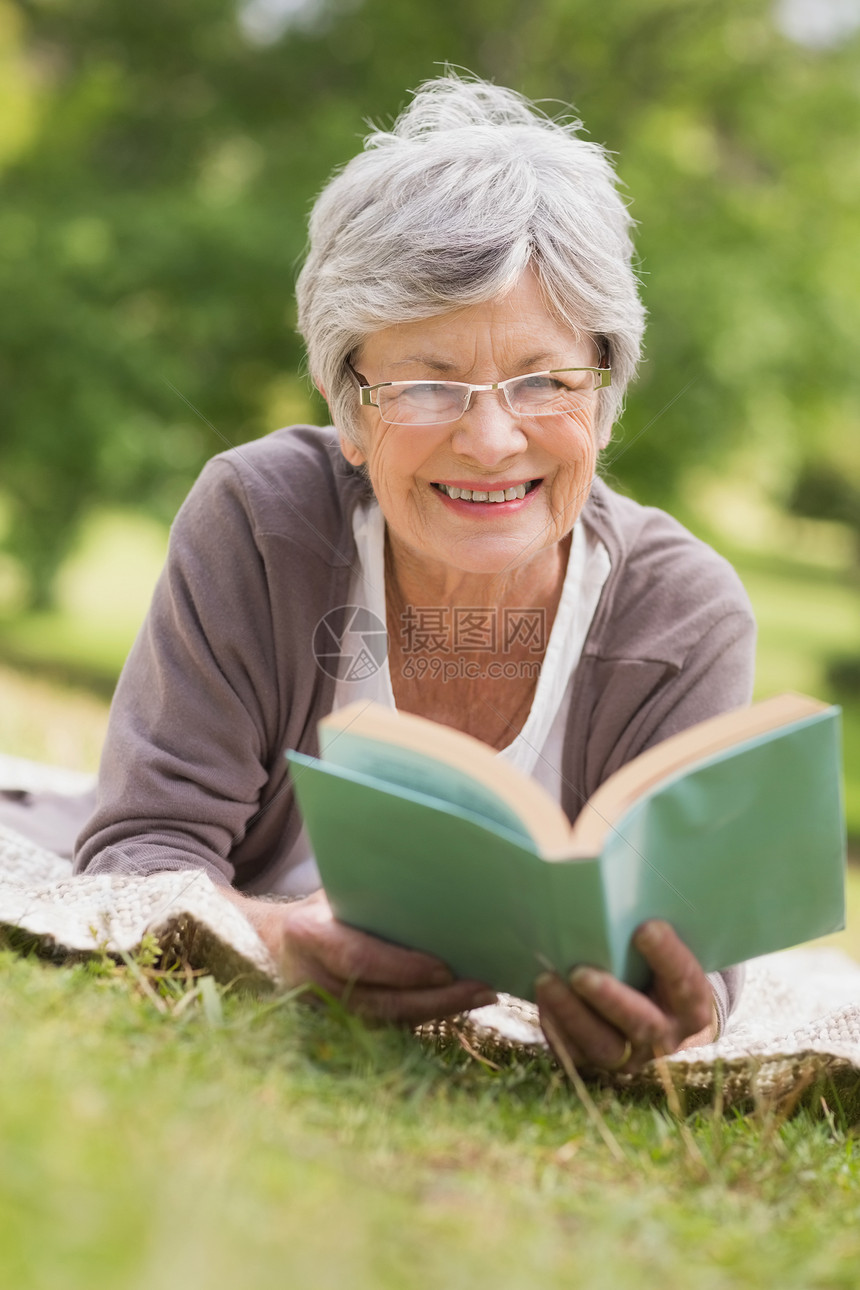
[387, 352, 562, 376]
[388, 355, 458, 373]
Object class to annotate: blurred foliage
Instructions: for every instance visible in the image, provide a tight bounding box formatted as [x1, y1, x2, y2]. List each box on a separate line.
[789, 463, 860, 549]
[0, 0, 859, 604]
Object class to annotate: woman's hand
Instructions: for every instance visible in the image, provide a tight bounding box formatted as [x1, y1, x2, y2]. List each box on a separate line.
[222, 888, 497, 1025]
[536, 920, 716, 1076]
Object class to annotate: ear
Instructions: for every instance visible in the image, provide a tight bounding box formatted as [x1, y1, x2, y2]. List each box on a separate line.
[339, 432, 366, 468]
[594, 405, 613, 451]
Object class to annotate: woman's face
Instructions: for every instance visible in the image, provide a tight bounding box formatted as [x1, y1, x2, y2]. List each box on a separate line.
[340, 269, 604, 581]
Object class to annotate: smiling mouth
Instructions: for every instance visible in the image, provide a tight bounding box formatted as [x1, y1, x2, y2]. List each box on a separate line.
[431, 480, 541, 503]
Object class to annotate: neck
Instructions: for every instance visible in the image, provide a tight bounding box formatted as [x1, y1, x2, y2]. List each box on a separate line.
[383, 531, 572, 748]
[385, 531, 571, 615]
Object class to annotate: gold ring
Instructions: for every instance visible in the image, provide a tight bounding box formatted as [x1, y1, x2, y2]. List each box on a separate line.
[606, 1038, 633, 1073]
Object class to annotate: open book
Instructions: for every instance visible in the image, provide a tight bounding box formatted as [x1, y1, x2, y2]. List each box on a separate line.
[287, 694, 846, 1000]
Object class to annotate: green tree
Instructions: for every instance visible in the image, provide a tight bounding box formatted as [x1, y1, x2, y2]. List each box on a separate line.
[1, 0, 858, 604]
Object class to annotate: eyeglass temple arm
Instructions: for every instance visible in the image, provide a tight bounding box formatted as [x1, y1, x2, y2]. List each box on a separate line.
[549, 366, 612, 389]
[347, 357, 394, 406]
[345, 358, 379, 406]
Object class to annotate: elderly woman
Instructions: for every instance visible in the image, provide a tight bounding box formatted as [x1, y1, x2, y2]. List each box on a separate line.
[72, 76, 754, 1075]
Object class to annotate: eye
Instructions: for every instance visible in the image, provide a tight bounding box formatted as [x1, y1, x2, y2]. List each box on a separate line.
[376, 381, 465, 424]
[507, 371, 593, 416]
[551, 371, 593, 391]
[400, 382, 456, 407]
[518, 374, 561, 394]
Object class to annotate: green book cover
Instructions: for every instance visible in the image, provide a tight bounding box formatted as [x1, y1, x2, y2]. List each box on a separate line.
[287, 698, 846, 1002]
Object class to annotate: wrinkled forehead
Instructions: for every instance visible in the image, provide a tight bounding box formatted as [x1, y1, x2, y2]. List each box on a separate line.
[354, 271, 598, 379]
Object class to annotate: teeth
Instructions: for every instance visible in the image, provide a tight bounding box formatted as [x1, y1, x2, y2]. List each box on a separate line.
[436, 482, 535, 502]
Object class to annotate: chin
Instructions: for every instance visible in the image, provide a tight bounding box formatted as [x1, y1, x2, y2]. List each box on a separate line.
[435, 535, 550, 577]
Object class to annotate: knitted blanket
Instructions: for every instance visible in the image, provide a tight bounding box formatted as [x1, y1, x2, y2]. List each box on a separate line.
[2, 756, 859, 1109]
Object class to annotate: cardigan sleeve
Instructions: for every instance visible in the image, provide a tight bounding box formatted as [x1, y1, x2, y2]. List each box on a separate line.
[74, 457, 282, 886]
[571, 502, 758, 798]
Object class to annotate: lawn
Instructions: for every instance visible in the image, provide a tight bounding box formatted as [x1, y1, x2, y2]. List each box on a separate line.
[2, 945, 860, 1290]
[3, 512, 860, 1287]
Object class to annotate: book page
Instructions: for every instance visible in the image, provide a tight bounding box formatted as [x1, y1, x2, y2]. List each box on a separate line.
[319, 701, 573, 855]
[567, 693, 829, 856]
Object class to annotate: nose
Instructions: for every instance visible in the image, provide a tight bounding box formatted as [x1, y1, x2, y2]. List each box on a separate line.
[448, 388, 528, 466]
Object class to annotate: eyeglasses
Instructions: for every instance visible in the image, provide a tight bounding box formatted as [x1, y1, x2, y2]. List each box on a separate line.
[346, 359, 611, 427]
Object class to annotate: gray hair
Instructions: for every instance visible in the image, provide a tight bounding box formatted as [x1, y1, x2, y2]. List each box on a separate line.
[296, 74, 646, 445]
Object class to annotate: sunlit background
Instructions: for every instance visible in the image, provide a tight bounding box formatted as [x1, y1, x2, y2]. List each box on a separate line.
[1, 0, 859, 842]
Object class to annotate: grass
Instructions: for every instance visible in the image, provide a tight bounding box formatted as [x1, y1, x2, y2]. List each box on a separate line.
[2, 947, 860, 1290]
[0, 508, 167, 692]
[0, 661, 108, 772]
[729, 548, 860, 837]
[740, 561, 860, 702]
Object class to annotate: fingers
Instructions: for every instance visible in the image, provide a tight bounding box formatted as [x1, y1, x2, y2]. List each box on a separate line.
[537, 973, 633, 1070]
[318, 978, 497, 1026]
[284, 893, 456, 989]
[278, 889, 451, 988]
[633, 920, 714, 1039]
[566, 965, 681, 1060]
[537, 922, 716, 1075]
[273, 891, 497, 1023]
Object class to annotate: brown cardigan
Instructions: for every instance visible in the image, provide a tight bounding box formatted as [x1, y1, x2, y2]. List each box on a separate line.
[66, 424, 755, 1021]
[74, 423, 755, 889]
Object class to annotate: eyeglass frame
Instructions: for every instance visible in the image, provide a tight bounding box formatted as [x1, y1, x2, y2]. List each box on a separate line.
[345, 357, 611, 426]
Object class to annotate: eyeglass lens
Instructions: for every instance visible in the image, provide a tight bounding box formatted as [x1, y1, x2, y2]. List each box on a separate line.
[375, 370, 599, 426]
